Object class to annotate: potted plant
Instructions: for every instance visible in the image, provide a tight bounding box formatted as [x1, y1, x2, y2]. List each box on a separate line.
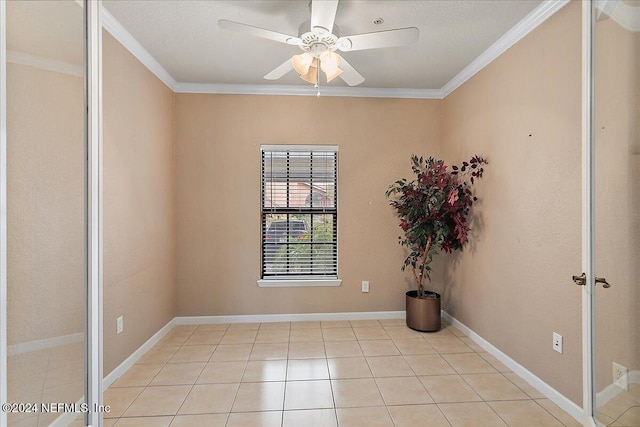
[386, 155, 487, 331]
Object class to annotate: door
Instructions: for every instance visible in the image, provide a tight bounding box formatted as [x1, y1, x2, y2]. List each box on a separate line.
[1, 1, 102, 426]
[585, 1, 640, 426]
[5, 1, 88, 425]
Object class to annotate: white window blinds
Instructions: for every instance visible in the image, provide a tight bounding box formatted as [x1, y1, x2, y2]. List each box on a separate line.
[261, 146, 338, 278]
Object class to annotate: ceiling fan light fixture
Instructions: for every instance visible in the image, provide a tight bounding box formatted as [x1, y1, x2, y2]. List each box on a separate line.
[299, 58, 318, 83]
[319, 51, 340, 73]
[319, 51, 342, 83]
[325, 67, 343, 83]
[300, 66, 318, 84]
[221, 0, 420, 88]
[292, 52, 314, 75]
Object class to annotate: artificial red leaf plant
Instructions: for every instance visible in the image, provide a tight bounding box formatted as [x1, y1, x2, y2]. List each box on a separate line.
[386, 155, 487, 299]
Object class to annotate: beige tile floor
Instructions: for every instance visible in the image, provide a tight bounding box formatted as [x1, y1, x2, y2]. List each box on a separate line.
[103, 319, 584, 427]
[7, 341, 85, 427]
[595, 383, 640, 427]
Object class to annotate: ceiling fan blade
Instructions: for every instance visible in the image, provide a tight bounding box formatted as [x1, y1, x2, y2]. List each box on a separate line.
[337, 56, 365, 86]
[337, 27, 419, 52]
[311, 0, 339, 33]
[218, 19, 302, 45]
[264, 59, 294, 80]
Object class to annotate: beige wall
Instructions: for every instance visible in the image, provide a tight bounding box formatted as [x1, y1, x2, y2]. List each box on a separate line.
[6, 63, 85, 345]
[6, 27, 177, 382]
[175, 95, 442, 316]
[441, 2, 583, 404]
[8, 1, 620, 409]
[103, 31, 176, 374]
[593, 15, 640, 393]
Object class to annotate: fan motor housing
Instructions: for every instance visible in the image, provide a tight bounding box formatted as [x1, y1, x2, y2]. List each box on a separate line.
[298, 21, 340, 56]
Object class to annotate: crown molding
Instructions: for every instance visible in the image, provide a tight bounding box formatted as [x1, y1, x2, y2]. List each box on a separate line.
[7, 50, 83, 77]
[100, 5, 177, 90]
[596, 0, 640, 32]
[440, 0, 570, 98]
[174, 81, 444, 99]
[100, 0, 568, 99]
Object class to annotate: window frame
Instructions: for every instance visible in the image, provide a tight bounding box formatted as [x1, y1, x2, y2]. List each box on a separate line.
[258, 145, 341, 288]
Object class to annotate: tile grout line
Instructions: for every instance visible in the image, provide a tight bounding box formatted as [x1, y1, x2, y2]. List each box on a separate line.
[149, 326, 197, 424]
[531, 398, 575, 427]
[105, 321, 581, 427]
[280, 324, 291, 427]
[154, 325, 219, 424]
[498, 368, 565, 414]
[225, 325, 256, 423]
[324, 350, 338, 427]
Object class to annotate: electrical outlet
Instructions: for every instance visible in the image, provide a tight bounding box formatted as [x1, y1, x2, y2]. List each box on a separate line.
[117, 316, 124, 335]
[613, 362, 628, 390]
[361, 280, 370, 293]
[552, 332, 563, 354]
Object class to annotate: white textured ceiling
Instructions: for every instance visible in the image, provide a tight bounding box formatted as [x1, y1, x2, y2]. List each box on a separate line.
[101, 0, 543, 90]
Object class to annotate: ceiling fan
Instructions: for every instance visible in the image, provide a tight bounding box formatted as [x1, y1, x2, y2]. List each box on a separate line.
[218, 0, 419, 87]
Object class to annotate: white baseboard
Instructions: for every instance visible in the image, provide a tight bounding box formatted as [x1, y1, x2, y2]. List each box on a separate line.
[596, 370, 640, 407]
[102, 319, 175, 390]
[442, 311, 584, 424]
[7, 332, 84, 356]
[48, 396, 84, 427]
[104, 309, 582, 427]
[173, 310, 405, 325]
[104, 311, 402, 391]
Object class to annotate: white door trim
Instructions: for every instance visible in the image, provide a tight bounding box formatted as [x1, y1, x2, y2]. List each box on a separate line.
[86, 0, 104, 425]
[0, 1, 8, 425]
[582, 1, 597, 426]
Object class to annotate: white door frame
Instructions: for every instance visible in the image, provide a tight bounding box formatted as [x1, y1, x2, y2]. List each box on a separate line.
[581, 1, 597, 426]
[86, 0, 104, 426]
[0, 0, 9, 423]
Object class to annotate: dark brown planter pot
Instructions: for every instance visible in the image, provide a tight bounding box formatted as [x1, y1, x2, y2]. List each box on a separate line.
[406, 290, 441, 332]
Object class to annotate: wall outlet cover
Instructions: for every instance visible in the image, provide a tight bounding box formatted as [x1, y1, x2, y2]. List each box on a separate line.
[361, 281, 370, 293]
[117, 316, 124, 335]
[613, 362, 628, 390]
[552, 332, 563, 354]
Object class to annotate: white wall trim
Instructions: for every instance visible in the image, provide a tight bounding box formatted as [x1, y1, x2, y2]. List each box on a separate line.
[596, 0, 640, 32]
[103, 312, 404, 390]
[6, 332, 84, 356]
[86, 2, 104, 424]
[104, 310, 586, 425]
[257, 278, 342, 288]
[48, 396, 85, 427]
[440, 0, 570, 98]
[100, 1, 568, 99]
[100, 5, 177, 90]
[596, 370, 640, 407]
[582, 2, 597, 425]
[173, 81, 444, 99]
[7, 50, 83, 77]
[261, 144, 339, 152]
[103, 319, 175, 390]
[173, 311, 405, 325]
[442, 311, 584, 424]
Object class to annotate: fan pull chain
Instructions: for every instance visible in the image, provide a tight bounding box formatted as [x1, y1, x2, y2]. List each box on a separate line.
[315, 70, 321, 97]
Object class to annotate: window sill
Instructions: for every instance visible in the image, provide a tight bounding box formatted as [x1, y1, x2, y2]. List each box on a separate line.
[257, 278, 342, 288]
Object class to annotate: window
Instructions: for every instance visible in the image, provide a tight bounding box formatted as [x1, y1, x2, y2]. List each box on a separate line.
[259, 145, 339, 286]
